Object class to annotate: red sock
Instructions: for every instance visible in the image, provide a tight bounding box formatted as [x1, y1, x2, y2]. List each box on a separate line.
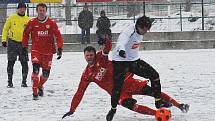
[161, 92, 180, 108]
[133, 104, 156, 115]
[39, 75, 48, 87]
[32, 72, 39, 95]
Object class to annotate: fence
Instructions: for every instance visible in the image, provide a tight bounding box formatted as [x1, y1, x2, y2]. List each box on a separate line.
[1, 1, 215, 33]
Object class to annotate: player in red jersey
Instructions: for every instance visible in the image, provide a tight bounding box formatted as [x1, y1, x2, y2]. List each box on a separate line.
[22, 3, 64, 100]
[62, 36, 189, 119]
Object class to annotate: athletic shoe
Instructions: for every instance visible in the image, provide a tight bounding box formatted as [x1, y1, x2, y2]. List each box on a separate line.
[155, 99, 173, 109]
[33, 94, 39, 100]
[7, 82, 13, 88]
[21, 81, 28, 87]
[38, 86, 44, 97]
[106, 108, 116, 121]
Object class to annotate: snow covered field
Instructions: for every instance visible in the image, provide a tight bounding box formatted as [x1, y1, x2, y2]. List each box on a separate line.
[0, 49, 215, 121]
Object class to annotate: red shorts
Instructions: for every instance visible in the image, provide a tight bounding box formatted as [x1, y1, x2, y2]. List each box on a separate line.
[118, 78, 148, 105]
[31, 51, 53, 70]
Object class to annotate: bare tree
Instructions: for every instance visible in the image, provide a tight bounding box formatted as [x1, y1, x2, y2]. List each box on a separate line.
[65, 0, 72, 25]
[185, 0, 191, 12]
[0, 4, 7, 34]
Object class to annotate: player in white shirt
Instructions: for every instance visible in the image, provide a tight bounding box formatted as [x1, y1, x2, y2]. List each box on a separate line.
[107, 16, 172, 121]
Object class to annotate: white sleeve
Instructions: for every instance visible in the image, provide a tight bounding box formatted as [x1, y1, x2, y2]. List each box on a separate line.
[117, 32, 130, 51]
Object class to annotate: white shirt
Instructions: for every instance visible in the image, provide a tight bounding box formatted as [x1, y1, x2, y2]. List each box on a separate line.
[112, 24, 143, 61]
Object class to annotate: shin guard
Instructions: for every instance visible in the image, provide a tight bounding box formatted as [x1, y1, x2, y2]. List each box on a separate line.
[133, 104, 156, 115]
[32, 72, 39, 95]
[39, 75, 48, 87]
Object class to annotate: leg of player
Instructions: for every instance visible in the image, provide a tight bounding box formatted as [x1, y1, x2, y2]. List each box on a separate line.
[38, 69, 50, 97]
[32, 64, 40, 100]
[7, 61, 15, 88]
[142, 85, 189, 113]
[121, 98, 156, 115]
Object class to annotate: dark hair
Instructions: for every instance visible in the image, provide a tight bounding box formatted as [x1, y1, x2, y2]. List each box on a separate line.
[36, 3, 47, 11]
[84, 46, 96, 55]
[135, 16, 152, 30]
[100, 10, 105, 15]
[17, 2, 26, 9]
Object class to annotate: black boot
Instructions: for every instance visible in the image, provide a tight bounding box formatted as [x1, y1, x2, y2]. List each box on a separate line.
[106, 108, 116, 121]
[38, 86, 44, 96]
[33, 94, 39, 100]
[7, 81, 13, 88]
[155, 99, 173, 109]
[21, 81, 28, 87]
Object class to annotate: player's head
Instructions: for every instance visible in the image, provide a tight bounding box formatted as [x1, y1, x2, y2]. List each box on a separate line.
[83, 5, 88, 11]
[17, 3, 26, 16]
[84, 46, 96, 66]
[36, 3, 47, 18]
[135, 16, 152, 35]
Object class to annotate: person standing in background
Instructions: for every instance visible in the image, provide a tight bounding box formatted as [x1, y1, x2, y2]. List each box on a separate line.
[1, 2, 30, 88]
[96, 10, 111, 45]
[22, 3, 64, 100]
[78, 5, 93, 44]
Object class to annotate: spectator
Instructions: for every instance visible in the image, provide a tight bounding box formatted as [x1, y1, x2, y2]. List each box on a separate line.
[96, 10, 111, 45]
[78, 5, 93, 44]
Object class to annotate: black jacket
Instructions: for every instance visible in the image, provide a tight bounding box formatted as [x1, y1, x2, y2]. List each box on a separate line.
[78, 10, 93, 29]
[96, 16, 111, 36]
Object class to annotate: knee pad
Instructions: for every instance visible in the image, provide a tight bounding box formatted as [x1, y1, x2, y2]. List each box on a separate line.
[121, 98, 137, 110]
[33, 64, 40, 74]
[42, 70, 50, 78]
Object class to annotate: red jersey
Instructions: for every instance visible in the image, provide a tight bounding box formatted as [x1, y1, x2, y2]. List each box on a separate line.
[69, 39, 148, 112]
[22, 17, 63, 55]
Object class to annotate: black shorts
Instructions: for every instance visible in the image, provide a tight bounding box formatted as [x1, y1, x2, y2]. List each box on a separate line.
[7, 39, 29, 62]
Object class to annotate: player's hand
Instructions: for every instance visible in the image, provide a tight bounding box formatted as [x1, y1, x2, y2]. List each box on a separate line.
[2, 42, 7, 47]
[62, 111, 73, 119]
[57, 48, 62, 60]
[119, 50, 126, 58]
[98, 37, 106, 45]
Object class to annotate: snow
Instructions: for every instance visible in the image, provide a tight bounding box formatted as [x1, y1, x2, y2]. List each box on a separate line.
[1, 49, 215, 121]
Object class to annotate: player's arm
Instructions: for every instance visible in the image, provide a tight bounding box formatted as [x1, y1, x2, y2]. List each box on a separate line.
[62, 75, 90, 119]
[51, 20, 64, 59]
[1, 16, 11, 42]
[117, 31, 130, 51]
[69, 75, 90, 113]
[22, 20, 32, 48]
[51, 20, 64, 49]
[103, 36, 112, 55]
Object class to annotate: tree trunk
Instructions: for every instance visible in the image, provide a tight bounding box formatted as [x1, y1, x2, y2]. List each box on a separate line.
[65, 0, 72, 25]
[0, 4, 7, 34]
[185, 0, 191, 12]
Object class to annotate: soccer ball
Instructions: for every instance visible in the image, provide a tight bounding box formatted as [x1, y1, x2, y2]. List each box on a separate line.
[155, 108, 171, 121]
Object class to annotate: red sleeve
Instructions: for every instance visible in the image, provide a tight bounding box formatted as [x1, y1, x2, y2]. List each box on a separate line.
[51, 20, 64, 49]
[22, 20, 32, 48]
[69, 74, 90, 112]
[103, 36, 112, 55]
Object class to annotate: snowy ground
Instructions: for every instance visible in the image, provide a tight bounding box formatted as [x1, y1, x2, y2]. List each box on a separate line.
[0, 49, 215, 121]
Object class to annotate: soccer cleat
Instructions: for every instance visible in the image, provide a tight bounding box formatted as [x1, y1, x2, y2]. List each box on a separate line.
[155, 99, 173, 109]
[179, 104, 189, 113]
[7, 82, 13, 88]
[21, 81, 28, 87]
[106, 108, 116, 121]
[38, 86, 44, 97]
[33, 94, 39, 100]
